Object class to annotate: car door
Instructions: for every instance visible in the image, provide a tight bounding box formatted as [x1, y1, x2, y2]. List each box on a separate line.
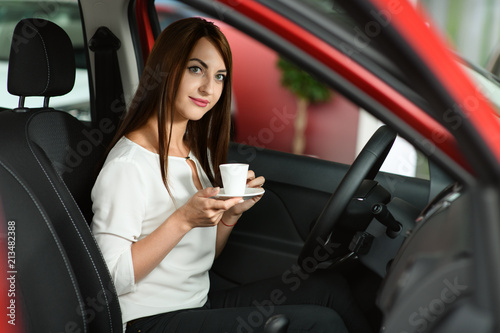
[148, 0, 442, 286]
[211, 142, 431, 285]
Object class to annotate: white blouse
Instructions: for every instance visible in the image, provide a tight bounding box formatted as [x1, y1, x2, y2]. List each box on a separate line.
[91, 137, 216, 326]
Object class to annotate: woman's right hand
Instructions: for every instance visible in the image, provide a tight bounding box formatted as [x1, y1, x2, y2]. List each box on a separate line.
[177, 187, 242, 229]
[131, 187, 239, 282]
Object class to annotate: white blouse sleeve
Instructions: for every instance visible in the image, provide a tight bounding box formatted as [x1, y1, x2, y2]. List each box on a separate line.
[91, 159, 147, 295]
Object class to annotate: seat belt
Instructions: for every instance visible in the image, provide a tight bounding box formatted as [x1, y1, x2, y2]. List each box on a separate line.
[89, 27, 126, 147]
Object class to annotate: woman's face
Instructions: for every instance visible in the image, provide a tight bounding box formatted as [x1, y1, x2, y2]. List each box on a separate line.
[174, 37, 226, 122]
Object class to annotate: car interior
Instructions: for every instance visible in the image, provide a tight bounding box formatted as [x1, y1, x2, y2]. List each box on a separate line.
[0, 0, 499, 332]
[0, 18, 121, 332]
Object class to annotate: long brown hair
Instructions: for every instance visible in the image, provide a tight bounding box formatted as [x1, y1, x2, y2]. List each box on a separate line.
[107, 17, 233, 188]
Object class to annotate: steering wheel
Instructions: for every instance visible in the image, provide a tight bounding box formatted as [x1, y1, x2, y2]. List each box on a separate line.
[298, 125, 397, 267]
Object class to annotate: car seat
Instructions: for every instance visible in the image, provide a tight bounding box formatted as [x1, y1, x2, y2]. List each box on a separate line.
[0, 18, 122, 332]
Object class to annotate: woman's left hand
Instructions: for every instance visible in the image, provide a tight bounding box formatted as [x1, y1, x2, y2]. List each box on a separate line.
[222, 170, 265, 225]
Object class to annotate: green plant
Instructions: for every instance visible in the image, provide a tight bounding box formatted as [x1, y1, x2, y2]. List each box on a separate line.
[277, 57, 331, 154]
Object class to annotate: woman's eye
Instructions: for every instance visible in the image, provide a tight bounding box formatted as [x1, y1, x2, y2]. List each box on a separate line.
[189, 66, 202, 74]
[215, 74, 226, 82]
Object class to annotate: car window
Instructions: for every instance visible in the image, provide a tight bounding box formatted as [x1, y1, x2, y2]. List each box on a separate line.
[410, 1, 500, 115]
[419, 0, 500, 70]
[0, 0, 91, 121]
[153, 0, 428, 179]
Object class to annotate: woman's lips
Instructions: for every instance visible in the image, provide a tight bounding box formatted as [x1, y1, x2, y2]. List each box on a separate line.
[189, 97, 209, 107]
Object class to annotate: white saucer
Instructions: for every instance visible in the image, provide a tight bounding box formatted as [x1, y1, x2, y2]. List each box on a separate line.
[213, 188, 265, 200]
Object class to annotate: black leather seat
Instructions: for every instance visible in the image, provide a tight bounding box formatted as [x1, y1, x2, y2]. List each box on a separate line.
[0, 18, 122, 332]
[0, 161, 88, 332]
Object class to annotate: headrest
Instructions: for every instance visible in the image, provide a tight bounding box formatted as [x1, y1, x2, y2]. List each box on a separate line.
[8, 18, 75, 98]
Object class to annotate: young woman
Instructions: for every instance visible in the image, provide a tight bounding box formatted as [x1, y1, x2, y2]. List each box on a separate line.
[92, 18, 361, 332]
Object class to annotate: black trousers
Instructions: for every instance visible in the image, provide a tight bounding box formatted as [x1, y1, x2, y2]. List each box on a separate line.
[125, 269, 370, 333]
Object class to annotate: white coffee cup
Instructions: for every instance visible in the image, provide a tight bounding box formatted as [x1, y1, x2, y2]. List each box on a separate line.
[219, 163, 249, 196]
